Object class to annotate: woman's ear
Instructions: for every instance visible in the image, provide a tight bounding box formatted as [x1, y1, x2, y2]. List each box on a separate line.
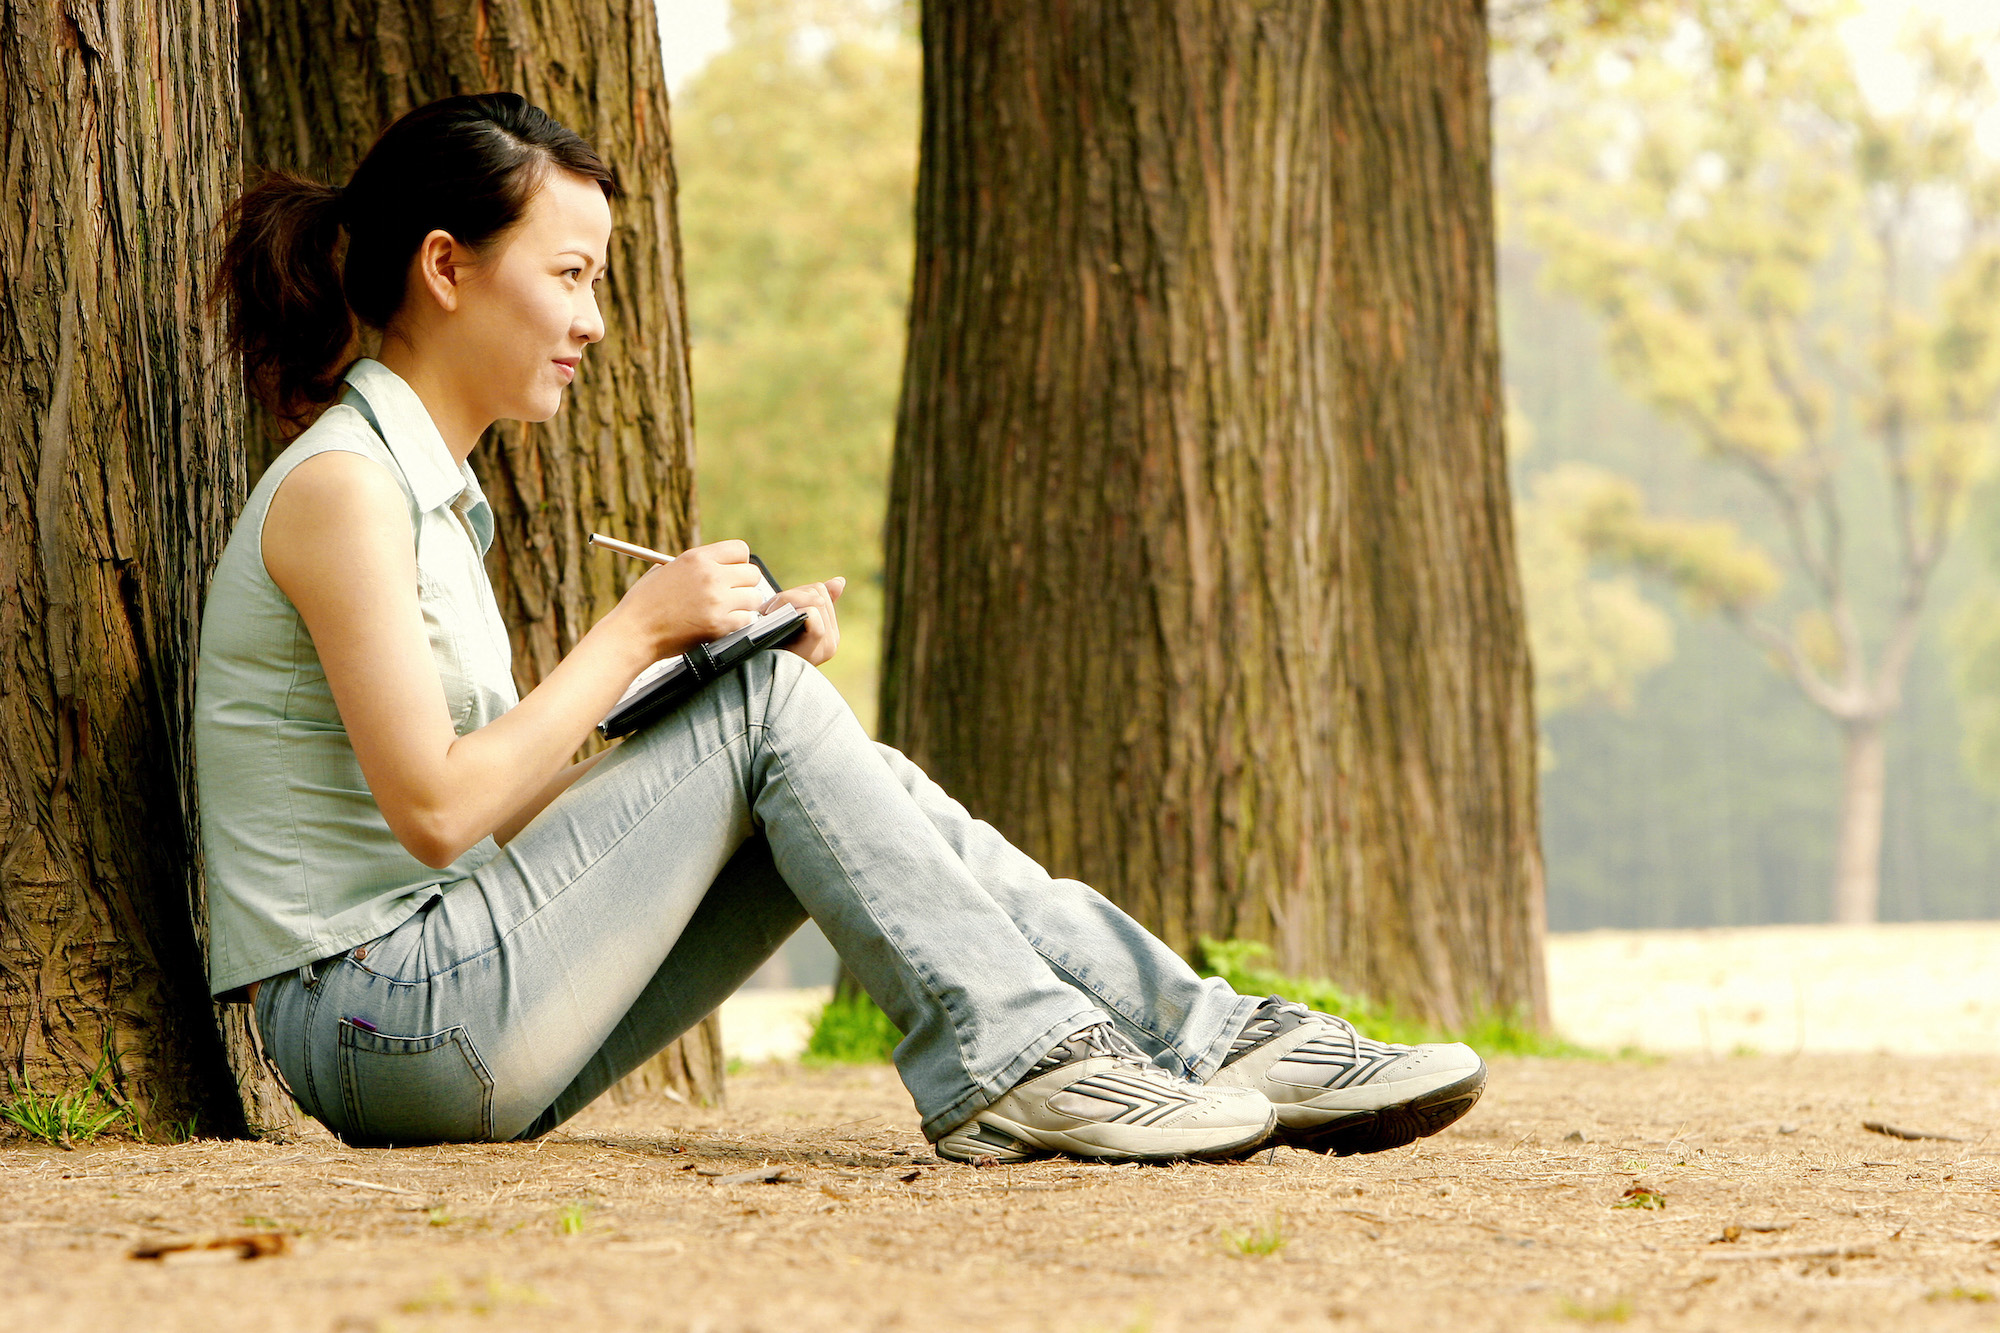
[411, 229, 471, 314]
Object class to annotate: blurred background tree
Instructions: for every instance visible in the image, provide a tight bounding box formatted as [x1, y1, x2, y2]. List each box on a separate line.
[1503, 2, 2000, 923]
[675, 0, 918, 728]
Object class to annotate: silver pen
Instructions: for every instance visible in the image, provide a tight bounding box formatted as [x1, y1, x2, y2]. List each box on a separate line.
[589, 532, 675, 565]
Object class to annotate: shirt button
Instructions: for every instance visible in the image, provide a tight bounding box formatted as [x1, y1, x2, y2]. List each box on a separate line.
[352, 946, 368, 962]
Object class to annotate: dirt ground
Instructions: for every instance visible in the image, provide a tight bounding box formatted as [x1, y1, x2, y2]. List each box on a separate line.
[5, 1054, 2000, 1333]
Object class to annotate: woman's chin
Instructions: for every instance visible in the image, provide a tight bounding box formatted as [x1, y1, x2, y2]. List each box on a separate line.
[519, 387, 566, 423]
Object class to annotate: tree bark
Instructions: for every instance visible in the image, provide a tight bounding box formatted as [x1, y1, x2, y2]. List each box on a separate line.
[236, 0, 722, 1103]
[884, 1, 1544, 1025]
[1, 0, 293, 1135]
[1832, 718, 1886, 925]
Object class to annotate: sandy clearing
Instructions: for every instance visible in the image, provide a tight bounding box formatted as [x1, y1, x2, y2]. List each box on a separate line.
[6, 1054, 2000, 1333]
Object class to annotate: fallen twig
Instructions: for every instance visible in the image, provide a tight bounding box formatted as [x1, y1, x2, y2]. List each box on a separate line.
[326, 1175, 422, 1197]
[1702, 1244, 1876, 1263]
[130, 1234, 288, 1263]
[712, 1165, 800, 1186]
[1863, 1121, 1966, 1143]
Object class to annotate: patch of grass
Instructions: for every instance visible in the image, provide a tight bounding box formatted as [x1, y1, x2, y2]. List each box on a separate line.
[1220, 1215, 1287, 1256]
[425, 1208, 458, 1227]
[240, 1215, 280, 1230]
[1195, 937, 1594, 1056]
[402, 1274, 547, 1316]
[1928, 1287, 1996, 1303]
[1, 1051, 131, 1147]
[554, 1202, 589, 1236]
[804, 989, 902, 1065]
[1613, 1183, 1667, 1210]
[1559, 1295, 1633, 1323]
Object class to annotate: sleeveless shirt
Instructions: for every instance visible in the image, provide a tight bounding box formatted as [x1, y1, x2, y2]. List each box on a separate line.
[194, 359, 520, 998]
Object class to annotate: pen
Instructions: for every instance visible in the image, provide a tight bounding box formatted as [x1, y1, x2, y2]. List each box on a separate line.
[589, 532, 675, 565]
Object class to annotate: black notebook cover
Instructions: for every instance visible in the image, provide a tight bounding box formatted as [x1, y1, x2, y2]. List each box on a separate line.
[597, 554, 810, 740]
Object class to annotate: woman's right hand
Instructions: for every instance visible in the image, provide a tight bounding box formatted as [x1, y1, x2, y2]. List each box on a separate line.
[617, 539, 766, 660]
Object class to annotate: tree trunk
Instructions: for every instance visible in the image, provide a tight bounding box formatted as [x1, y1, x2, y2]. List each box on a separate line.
[883, 1, 1544, 1026]
[1, 0, 294, 1136]
[1832, 718, 1886, 925]
[236, 0, 722, 1103]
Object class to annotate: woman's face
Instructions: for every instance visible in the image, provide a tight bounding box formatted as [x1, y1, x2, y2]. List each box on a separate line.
[445, 168, 614, 425]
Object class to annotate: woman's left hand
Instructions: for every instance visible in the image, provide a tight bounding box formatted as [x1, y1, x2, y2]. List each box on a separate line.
[766, 576, 846, 667]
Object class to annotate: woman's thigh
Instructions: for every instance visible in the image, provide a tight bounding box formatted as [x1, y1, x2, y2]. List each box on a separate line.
[259, 669, 773, 1144]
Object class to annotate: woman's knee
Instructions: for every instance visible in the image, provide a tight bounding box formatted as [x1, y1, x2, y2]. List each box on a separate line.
[755, 649, 849, 723]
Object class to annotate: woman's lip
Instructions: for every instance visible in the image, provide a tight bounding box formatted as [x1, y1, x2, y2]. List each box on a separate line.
[554, 360, 577, 383]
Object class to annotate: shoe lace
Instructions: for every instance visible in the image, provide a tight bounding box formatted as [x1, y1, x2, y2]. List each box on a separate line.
[1252, 996, 1364, 1062]
[1032, 1020, 1156, 1075]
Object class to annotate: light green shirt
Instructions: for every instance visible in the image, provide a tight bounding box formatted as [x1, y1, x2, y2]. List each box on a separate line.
[195, 359, 519, 998]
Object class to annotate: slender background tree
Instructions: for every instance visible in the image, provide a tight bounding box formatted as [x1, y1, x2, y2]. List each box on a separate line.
[882, 1, 1545, 1026]
[236, 0, 722, 1102]
[1509, 9, 2000, 924]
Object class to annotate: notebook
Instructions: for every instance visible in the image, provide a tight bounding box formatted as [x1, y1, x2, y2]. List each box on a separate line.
[597, 554, 810, 739]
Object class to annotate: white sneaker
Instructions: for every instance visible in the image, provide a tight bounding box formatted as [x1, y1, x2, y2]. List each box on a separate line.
[935, 1022, 1276, 1163]
[1206, 997, 1486, 1154]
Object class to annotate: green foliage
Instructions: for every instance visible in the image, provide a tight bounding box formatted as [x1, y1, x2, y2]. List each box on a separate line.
[1614, 1182, 1667, 1209]
[1220, 1215, 1288, 1257]
[1542, 462, 1782, 615]
[1514, 457, 1677, 718]
[1949, 582, 2000, 793]
[804, 988, 902, 1065]
[2, 1053, 130, 1147]
[1559, 1294, 1635, 1324]
[1193, 938, 1590, 1057]
[553, 1202, 588, 1236]
[676, 0, 919, 729]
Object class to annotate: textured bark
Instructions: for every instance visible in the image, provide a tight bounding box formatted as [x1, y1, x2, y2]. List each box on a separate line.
[0, 0, 293, 1135]
[236, 0, 721, 1103]
[884, 1, 1544, 1025]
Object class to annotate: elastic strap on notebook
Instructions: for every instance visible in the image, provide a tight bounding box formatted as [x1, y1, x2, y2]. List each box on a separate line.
[684, 640, 720, 684]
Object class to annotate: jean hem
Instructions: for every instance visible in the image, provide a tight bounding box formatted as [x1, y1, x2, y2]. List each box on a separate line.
[1186, 991, 1265, 1083]
[916, 1001, 1105, 1142]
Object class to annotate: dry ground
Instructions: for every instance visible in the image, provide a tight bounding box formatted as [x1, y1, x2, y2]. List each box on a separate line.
[5, 1053, 2000, 1333]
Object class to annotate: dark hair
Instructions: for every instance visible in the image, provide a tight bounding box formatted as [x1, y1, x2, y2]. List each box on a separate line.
[213, 92, 619, 428]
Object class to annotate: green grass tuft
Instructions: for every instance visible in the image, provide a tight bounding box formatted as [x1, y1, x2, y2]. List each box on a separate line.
[1195, 936, 1595, 1057]
[1, 1052, 131, 1147]
[1559, 1296, 1633, 1324]
[1220, 1215, 1288, 1256]
[804, 990, 903, 1065]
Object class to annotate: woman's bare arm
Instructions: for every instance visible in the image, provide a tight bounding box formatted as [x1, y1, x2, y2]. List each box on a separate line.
[261, 448, 763, 869]
[492, 747, 614, 846]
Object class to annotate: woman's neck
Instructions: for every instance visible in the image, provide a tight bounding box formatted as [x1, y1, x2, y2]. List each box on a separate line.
[374, 340, 490, 465]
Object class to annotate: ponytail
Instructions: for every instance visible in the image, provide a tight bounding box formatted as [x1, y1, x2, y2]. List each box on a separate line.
[212, 93, 618, 432]
[213, 169, 354, 429]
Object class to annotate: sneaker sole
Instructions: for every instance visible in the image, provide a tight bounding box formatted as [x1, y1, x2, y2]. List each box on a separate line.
[1276, 1062, 1487, 1156]
[940, 1107, 1277, 1165]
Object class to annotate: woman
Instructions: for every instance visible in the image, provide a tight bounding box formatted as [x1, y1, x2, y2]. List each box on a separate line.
[197, 92, 1486, 1161]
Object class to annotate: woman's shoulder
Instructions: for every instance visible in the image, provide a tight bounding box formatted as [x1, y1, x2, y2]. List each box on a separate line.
[251, 402, 413, 515]
[269, 401, 394, 475]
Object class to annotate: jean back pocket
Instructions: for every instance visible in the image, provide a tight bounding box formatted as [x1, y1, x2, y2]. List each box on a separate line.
[336, 1018, 494, 1145]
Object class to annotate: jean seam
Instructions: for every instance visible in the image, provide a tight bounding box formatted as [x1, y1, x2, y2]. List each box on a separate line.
[358, 725, 754, 988]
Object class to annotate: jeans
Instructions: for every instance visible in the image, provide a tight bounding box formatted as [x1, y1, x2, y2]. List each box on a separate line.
[252, 650, 1260, 1146]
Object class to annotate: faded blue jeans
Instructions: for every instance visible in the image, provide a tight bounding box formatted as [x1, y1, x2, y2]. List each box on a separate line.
[253, 650, 1259, 1146]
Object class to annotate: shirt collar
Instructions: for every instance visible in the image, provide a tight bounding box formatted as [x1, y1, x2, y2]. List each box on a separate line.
[339, 358, 496, 554]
